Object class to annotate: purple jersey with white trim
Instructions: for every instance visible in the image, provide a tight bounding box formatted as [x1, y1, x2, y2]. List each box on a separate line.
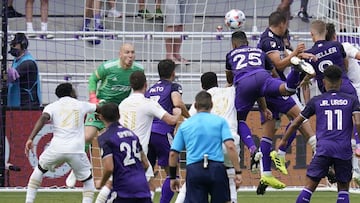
[258, 27, 287, 80]
[305, 40, 348, 92]
[301, 90, 360, 160]
[98, 122, 150, 198]
[145, 79, 182, 135]
[226, 45, 273, 84]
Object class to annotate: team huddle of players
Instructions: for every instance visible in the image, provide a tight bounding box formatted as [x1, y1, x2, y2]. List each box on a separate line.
[23, 10, 360, 203]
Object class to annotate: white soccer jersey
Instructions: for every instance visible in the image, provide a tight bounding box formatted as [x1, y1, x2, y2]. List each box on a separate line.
[189, 86, 237, 135]
[43, 97, 96, 153]
[119, 93, 167, 154]
[342, 42, 360, 99]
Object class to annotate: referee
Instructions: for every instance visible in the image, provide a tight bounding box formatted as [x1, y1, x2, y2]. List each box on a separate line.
[169, 91, 242, 203]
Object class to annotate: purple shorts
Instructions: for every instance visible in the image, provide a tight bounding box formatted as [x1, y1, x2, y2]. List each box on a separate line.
[307, 155, 352, 183]
[260, 95, 297, 123]
[148, 132, 172, 167]
[235, 70, 284, 120]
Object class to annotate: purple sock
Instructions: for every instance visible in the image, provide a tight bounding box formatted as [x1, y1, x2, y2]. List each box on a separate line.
[337, 191, 349, 203]
[238, 121, 256, 154]
[354, 126, 360, 144]
[286, 70, 300, 92]
[296, 188, 312, 203]
[279, 122, 297, 152]
[160, 177, 174, 203]
[260, 137, 272, 172]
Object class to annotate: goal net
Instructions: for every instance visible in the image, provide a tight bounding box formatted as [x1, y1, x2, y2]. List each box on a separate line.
[2, 0, 359, 192]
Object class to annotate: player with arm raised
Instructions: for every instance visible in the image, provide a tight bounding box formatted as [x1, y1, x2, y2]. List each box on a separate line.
[280, 65, 360, 203]
[257, 11, 317, 193]
[95, 103, 151, 203]
[225, 30, 314, 190]
[66, 43, 143, 188]
[25, 83, 98, 203]
[145, 59, 190, 203]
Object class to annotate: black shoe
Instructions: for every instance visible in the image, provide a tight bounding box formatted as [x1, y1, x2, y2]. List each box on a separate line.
[298, 11, 310, 23]
[326, 167, 337, 184]
[256, 181, 268, 195]
[7, 6, 24, 18]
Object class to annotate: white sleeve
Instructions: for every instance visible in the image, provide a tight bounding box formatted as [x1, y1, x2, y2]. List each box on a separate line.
[42, 104, 53, 121]
[149, 100, 167, 119]
[82, 101, 97, 114]
[188, 102, 196, 116]
[343, 42, 359, 59]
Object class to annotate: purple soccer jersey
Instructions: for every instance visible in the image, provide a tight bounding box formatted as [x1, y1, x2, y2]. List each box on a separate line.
[301, 90, 360, 160]
[258, 27, 287, 80]
[305, 40, 356, 94]
[145, 79, 182, 135]
[98, 122, 151, 199]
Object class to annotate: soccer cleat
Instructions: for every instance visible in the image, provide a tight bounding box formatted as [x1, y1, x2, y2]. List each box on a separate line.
[256, 181, 268, 195]
[154, 8, 163, 20]
[260, 175, 286, 189]
[326, 167, 337, 184]
[270, 151, 288, 175]
[250, 150, 263, 173]
[297, 11, 310, 23]
[65, 170, 76, 188]
[291, 56, 316, 76]
[138, 9, 153, 20]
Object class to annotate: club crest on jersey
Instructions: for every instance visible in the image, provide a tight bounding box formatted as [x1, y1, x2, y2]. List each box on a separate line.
[270, 41, 276, 48]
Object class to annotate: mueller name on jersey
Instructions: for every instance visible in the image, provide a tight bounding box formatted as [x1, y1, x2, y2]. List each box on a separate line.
[319, 99, 348, 106]
[315, 47, 337, 59]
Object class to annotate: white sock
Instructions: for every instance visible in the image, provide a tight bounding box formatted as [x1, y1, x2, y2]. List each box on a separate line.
[174, 184, 186, 203]
[26, 22, 34, 31]
[95, 185, 111, 203]
[41, 22, 48, 32]
[150, 191, 155, 200]
[25, 167, 43, 203]
[82, 178, 95, 203]
[278, 150, 286, 156]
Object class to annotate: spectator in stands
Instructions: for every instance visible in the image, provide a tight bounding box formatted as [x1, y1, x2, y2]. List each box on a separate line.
[103, 0, 121, 18]
[277, 0, 293, 20]
[25, 0, 53, 39]
[138, 0, 163, 20]
[24, 83, 97, 203]
[164, 0, 194, 64]
[298, 0, 310, 22]
[7, 0, 24, 18]
[169, 90, 242, 202]
[7, 32, 41, 108]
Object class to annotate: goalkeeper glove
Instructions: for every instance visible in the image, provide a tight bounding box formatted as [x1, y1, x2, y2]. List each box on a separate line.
[89, 92, 99, 104]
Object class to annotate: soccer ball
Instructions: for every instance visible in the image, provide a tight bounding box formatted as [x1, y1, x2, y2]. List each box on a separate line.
[224, 9, 246, 30]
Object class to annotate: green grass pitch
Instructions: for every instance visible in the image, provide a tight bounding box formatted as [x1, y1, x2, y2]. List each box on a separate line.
[1, 191, 360, 203]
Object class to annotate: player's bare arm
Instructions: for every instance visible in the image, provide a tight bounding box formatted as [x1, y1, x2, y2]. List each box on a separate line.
[25, 113, 50, 157]
[96, 155, 114, 189]
[171, 91, 190, 118]
[169, 150, 180, 192]
[353, 112, 360, 157]
[257, 97, 273, 121]
[280, 115, 305, 149]
[140, 151, 149, 171]
[268, 42, 305, 71]
[225, 70, 233, 85]
[161, 107, 182, 125]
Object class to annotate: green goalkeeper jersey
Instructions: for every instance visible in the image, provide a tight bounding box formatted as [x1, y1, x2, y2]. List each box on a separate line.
[88, 59, 144, 104]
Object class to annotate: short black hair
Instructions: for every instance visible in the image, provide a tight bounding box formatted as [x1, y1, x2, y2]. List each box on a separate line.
[325, 23, 336, 41]
[269, 11, 287, 26]
[99, 103, 120, 122]
[55, 83, 73, 98]
[324, 65, 342, 83]
[195, 91, 212, 111]
[130, 71, 146, 91]
[201, 72, 218, 90]
[158, 59, 175, 79]
[11, 32, 29, 50]
[231, 30, 248, 47]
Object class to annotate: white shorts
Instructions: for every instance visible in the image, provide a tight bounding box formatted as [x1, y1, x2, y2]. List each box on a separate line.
[39, 148, 92, 181]
[164, 0, 194, 26]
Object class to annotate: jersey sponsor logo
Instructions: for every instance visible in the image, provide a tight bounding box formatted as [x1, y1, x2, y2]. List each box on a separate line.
[270, 41, 276, 48]
[111, 85, 131, 92]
